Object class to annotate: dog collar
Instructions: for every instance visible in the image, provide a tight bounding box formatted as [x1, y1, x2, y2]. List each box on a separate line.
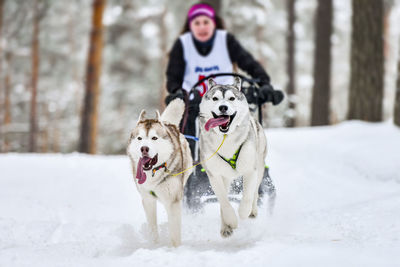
[218, 143, 244, 169]
[152, 162, 169, 177]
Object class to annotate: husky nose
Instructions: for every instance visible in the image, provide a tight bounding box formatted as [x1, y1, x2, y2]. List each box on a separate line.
[219, 105, 228, 113]
[141, 146, 149, 155]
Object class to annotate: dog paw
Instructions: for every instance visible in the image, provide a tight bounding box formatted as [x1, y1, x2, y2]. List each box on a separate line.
[249, 212, 257, 218]
[249, 205, 258, 218]
[220, 225, 233, 238]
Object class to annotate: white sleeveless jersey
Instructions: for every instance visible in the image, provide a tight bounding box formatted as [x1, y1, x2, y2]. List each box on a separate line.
[180, 30, 233, 96]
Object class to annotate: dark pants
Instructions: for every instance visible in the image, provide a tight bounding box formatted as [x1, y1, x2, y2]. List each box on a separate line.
[181, 101, 199, 160]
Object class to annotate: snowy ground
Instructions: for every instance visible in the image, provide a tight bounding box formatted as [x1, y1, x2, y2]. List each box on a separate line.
[1, 121, 400, 266]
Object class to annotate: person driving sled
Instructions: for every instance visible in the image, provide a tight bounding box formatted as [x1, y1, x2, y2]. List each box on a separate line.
[165, 2, 283, 156]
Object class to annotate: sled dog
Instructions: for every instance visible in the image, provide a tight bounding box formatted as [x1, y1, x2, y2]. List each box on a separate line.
[127, 99, 192, 247]
[199, 77, 267, 237]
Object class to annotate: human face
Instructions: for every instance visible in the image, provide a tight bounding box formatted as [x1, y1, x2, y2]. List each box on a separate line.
[190, 15, 216, 42]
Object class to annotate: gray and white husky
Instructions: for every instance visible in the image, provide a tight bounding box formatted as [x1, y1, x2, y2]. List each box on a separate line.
[199, 77, 267, 237]
[127, 99, 192, 247]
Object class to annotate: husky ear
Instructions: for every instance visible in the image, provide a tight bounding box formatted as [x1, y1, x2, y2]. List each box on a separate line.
[208, 78, 217, 88]
[155, 110, 165, 126]
[233, 76, 242, 91]
[137, 110, 146, 125]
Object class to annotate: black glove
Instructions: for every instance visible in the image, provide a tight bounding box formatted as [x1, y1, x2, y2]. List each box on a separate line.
[243, 85, 258, 105]
[188, 90, 202, 114]
[165, 88, 185, 105]
[259, 84, 284, 105]
[189, 90, 202, 106]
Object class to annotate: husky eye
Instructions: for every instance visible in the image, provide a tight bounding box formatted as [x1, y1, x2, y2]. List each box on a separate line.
[152, 136, 158, 140]
[212, 97, 218, 101]
[229, 97, 235, 101]
[137, 137, 142, 140]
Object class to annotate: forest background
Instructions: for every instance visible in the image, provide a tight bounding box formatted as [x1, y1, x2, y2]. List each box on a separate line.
[0, 0, 399, 154]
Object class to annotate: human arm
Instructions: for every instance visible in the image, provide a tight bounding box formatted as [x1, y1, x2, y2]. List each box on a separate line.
[227, 33, 271, 86]
[227, 33, 283, 105]
[166, 39, 186, 94]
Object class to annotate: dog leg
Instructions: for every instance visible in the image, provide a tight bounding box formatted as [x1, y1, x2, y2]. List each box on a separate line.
[239, 171, 258, 219]
[208, 174, 238, 237]
[219, 208, 234, 237]
[142, 196, 158, 242]
[165, 200, 182, 247]
[249, 190, 259, 218]
[250, 166, 264, 218]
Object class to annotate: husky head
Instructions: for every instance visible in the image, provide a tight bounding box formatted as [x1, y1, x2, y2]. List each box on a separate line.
[127, 99, 185, 184]
[200, 77, 249, 134]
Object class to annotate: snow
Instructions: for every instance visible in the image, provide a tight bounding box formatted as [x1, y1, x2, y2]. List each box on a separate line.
[103, 6, 123, 26]
[1, 121, 400, 266]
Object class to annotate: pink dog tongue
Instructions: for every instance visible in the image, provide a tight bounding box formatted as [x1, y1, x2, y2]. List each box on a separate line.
[136, 157, 152, 184]
[205, 117, 230, 131]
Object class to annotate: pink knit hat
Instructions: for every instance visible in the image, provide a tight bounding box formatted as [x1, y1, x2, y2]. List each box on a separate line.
[188, 3, 216, 24]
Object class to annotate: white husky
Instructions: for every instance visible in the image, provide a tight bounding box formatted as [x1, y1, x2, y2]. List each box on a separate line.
[199, 77, 267, 237]
[127, 99, 192, 247]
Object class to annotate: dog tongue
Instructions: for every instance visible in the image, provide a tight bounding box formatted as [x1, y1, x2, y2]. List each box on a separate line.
[136, 157, 152, 184]
[205, 117, 230, 131]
